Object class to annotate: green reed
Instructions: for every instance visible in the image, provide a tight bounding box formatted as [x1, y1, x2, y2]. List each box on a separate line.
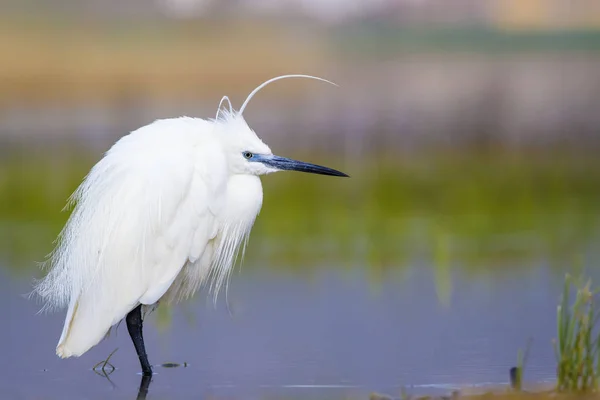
[511, 338, 532, 391]
[554, 274, 600, 392]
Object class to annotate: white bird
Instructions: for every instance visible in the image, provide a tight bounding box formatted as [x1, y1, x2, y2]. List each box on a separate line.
[32, 75, 348, 376]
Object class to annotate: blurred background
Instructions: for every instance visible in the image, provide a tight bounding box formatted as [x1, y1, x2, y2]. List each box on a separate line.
[1, 1, 600, 399]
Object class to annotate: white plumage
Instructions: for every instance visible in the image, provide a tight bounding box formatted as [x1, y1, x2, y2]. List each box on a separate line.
[32, 75, 347, 373]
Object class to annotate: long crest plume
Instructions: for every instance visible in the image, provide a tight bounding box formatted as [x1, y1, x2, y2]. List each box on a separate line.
[238, 74, 338, 115]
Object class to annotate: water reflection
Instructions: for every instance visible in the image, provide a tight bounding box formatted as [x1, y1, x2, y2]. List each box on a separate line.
[92, 363, 151, 400]
[136, 375, 151, 400]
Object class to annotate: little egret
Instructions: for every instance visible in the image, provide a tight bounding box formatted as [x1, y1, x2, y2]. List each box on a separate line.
[33, 74, 348, 376]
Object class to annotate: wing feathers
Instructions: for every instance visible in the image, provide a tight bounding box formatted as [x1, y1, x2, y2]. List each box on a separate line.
[34, 120, 223, 357]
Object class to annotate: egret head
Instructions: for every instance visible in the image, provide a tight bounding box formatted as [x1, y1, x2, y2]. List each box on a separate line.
[215, 75, 349, 178]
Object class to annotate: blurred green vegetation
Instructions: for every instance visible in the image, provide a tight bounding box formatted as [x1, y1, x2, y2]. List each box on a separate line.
[1, 147, 599, 279]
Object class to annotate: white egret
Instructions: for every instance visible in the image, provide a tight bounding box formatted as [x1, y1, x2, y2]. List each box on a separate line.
[33, 74, 348, 376]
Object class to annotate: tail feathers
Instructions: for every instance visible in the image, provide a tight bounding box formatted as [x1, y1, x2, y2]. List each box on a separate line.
[56, 297, 80, 358]
[56, 295, 137, 358]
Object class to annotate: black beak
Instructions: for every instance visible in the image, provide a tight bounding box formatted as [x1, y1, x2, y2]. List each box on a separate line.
[258, 155, 349, 177]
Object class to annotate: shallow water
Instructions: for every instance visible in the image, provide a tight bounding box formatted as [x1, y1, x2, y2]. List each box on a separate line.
[2, 149, 600, 399]
[3, 253, 600, 399]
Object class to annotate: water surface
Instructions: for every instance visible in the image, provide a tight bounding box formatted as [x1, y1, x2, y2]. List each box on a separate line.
[3, 257, 597, 399]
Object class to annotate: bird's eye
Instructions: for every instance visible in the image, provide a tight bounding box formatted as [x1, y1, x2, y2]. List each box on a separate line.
[243, 151, 253, 159]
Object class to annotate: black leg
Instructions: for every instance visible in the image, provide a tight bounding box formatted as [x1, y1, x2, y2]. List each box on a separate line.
[126, 304, 153, 376]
